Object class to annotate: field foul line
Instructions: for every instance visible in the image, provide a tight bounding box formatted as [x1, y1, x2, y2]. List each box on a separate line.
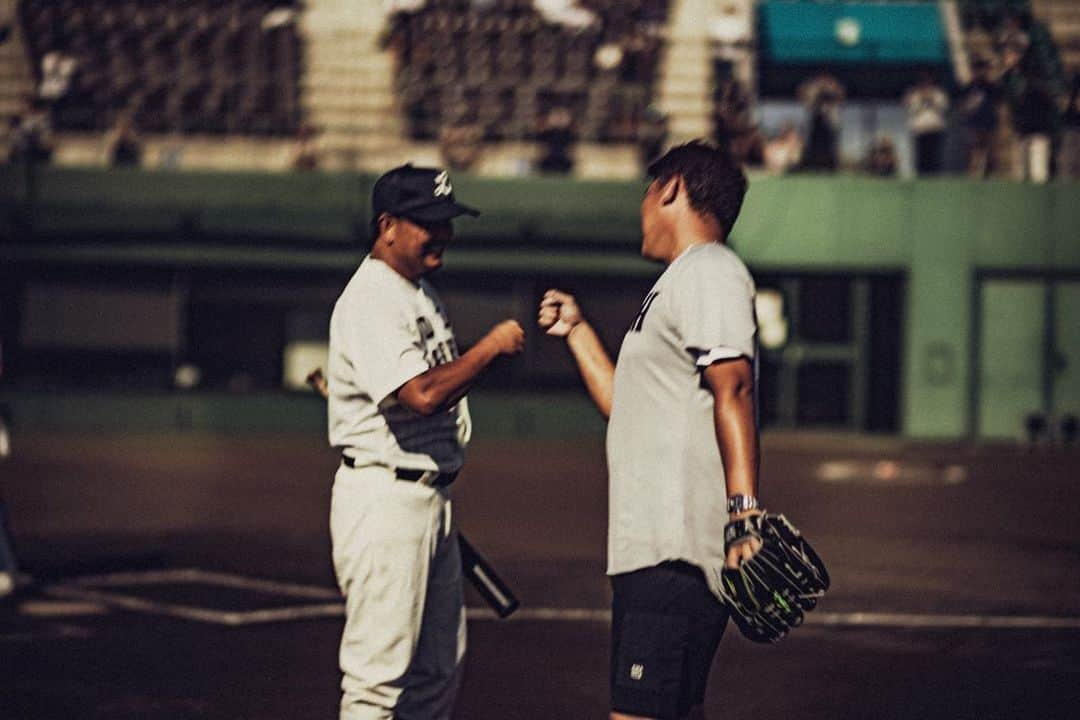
[485, 610, 1080, 629]
[57, 568, 341, 600]
[39, 568, 1080, 630]
[809, 612, 1080, 630]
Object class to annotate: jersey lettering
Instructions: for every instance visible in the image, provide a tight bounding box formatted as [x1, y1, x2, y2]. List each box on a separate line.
[417, 314, 458, 367]
[431, 344, 449, 365]
[416, 316, 435, 340]
[631, 291, 659, 333]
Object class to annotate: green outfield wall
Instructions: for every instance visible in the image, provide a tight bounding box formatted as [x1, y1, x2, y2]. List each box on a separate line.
[2, 167, 1078, 439]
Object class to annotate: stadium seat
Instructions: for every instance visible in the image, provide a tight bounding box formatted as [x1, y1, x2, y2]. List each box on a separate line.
[17, 0, 302, 137]
[385, 0, 670, 143]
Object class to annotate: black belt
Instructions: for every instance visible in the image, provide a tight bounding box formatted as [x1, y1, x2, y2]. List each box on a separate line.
[340, 455, 458, 487]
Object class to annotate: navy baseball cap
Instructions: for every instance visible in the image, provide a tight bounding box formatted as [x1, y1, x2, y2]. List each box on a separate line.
[371, 164, 479, 224]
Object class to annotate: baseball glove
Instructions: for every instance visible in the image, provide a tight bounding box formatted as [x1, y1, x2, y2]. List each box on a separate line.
[709, 512, 830, 644]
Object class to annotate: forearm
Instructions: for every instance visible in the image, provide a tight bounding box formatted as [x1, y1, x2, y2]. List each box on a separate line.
[399, 339, 501, 415]
[566, 321, 615, 418]
[713, 386, 759, 501]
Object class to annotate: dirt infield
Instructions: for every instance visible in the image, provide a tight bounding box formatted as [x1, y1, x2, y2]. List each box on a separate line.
[2, 431, 1079, 718]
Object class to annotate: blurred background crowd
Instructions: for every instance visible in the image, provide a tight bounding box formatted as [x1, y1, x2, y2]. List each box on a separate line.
[2, 0, 1078, 182]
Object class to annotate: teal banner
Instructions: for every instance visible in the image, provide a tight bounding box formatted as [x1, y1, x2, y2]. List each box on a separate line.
[760, 1, 948, 65]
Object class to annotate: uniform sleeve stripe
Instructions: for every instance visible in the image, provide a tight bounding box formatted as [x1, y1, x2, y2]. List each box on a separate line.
[694, 346, 748, 367]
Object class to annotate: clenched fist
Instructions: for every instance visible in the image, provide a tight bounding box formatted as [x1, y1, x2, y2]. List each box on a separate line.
[483, 319, 525, 355]
[538, 289, 582, 337]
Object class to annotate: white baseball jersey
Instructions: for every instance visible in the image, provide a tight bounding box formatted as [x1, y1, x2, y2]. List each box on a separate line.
[328, 255, 471, 473]
[606, 242, 757, 577]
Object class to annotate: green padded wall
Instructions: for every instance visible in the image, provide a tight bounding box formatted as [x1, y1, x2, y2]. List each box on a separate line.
[2, 167, 1079, 439]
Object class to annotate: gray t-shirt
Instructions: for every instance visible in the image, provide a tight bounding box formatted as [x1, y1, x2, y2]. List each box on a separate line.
[606, 242, 757, 576]
[328, 256, 471, 473]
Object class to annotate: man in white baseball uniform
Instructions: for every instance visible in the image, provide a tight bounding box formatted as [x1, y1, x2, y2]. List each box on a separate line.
[539, 140, 761, 720]
[328, 164, 524, 720]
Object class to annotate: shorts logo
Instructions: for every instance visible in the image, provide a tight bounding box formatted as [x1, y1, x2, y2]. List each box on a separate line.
[434, 171, 452, 197]
[630, 663, 645, 681]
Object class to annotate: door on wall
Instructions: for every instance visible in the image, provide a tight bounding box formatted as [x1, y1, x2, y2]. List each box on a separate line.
[976, 276, 1080, 439]
[977, 279, 1045, 439]
[753, 273, 904, 432]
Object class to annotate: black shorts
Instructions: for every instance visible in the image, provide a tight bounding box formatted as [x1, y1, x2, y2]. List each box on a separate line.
[610, 561, 729, 719]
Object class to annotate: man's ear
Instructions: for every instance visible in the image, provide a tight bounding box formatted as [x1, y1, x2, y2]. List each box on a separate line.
[659, 175, 680, 206]
[377, 213, 395, 242]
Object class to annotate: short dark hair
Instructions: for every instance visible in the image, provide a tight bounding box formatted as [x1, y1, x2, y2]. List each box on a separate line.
[646, 139, 748, 238]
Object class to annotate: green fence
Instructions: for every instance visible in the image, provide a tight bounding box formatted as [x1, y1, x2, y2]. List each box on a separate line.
[2, 166, 1078, 439]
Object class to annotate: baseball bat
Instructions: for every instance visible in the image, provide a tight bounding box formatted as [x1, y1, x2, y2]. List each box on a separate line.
[306, 368, 520, 619]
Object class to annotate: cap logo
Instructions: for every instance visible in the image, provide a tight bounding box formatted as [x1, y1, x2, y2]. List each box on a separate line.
[434, 171, 452, 198]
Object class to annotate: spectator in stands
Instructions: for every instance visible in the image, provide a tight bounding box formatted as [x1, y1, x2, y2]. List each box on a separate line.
[290, 123, 320, 172]
[763, 122, 804, 174]
[7, 97, 54, 165]
[958, 58, 1001, 179]
[638, 105, 668, 168]
[1019, 14, 1065, 99]
[440, 105, 484, 173]
[619, 28, 657, 85]
[709, 2, 751, 49]
[713, 68, 752, 126]
[106, 111, 142, 168]
[798, 74, 844, 172]
[261, 7, 296, 31]
[995, 11, 1030, 73]
[903, 71, 949, 176]
[727, 124, 765, 168]
[1057, 73, 1080, 180]
[713, 72, 759, 166]
[866, 133, 899, 177]
[594, 41, 625, 75]
[1004, 69, 1056, 183]
[533, 0, 598, 30]
[537, 106, 576, 175]
[38, 49, 78, 107]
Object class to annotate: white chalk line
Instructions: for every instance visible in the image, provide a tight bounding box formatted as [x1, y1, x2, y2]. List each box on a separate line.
[37, 568, 1080, 630]
[60, 567, 340, 600]
[808, 612, 1080, 630]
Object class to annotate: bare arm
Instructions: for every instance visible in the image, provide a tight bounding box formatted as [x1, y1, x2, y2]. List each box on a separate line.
[564, 321, 615, 418]
[538, 290, 615, 418]
[397, 320, 524, 416]
[703, 358, 762, 567]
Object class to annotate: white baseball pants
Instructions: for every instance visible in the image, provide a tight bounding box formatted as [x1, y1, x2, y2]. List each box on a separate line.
[330, 464, 466, 720]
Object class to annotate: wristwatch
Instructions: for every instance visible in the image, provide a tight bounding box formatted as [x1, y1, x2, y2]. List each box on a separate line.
[727, 494, 759, 514]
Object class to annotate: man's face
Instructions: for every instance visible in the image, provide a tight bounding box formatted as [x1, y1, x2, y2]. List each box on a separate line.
[387, 216, 454, 279]
[639, 178, 665, 261]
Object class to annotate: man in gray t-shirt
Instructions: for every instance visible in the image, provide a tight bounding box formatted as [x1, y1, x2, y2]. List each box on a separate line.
[539, 140, 760, 720]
